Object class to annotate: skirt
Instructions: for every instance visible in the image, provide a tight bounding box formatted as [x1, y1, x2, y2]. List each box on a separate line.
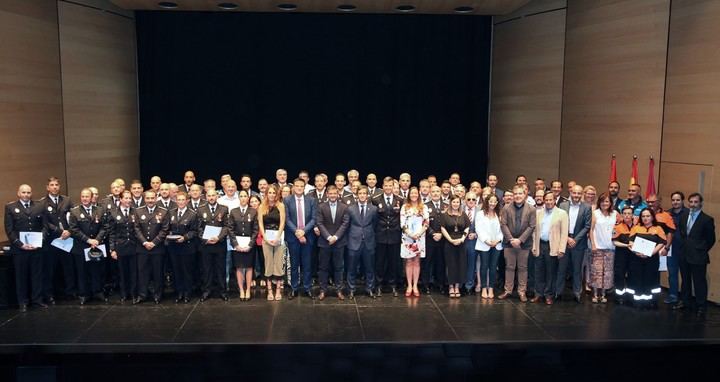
[232, 249, 255, 269]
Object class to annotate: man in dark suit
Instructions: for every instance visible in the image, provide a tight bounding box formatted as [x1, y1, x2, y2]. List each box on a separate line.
[196, 189, 229, 301]
[557, 185, 592, 303]
[40, 176, 74, 303]
[366, 173, 382, 198]
[316, 185, 350, 300]
[333, 173, 353, 200]
[499, 184, 536, 302]
[133, 190, 170, 304]
[4, 184, 47, 311]
[372, 177, 404, 297]
[487, 173, 504, 206]
[157, 183, 177, 210]
[107, 190, 138, 302]
[166, 192, 198, 303]
[676, 193, 716, 315]
[68, 188, 108, 305]
[284, 178, 318, 299]
[422, 186, 448, 294]
[239, 174, 260, 198]
[307, 173, 329, 203]
[180, 170, 197, 194]
[129, 179, 145, 208]
[347, 186, 378, 298]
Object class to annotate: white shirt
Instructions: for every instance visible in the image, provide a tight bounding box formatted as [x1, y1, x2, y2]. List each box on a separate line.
[592, 209, 617, 249]
[568, 200, 581, 234]
[475, 211, 503, 251]
[218, 193, 240, 212]
[304, 184, 316, 195]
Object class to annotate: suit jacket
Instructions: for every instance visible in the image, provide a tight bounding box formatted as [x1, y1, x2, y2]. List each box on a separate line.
[558, 200, 592, 250]
[679, 210, 716, 265]
[100, 195, 121, 214]
[188, 198, 207, 212]
[4, 200, 46, 253]
[371, 193, 404, 244]
[532, 207, 569, 257]
[68, 205, 107, 255]
[316, 201, 350, 248]
[227, 206, 259, 250]
[133, 205, 170, 254]
[306, 189, 329, 204]
[107, 207, 137, 255]
[166, 208, 199, 255]
[425, 200, 448, 242]
[341, 194, 358, 207]
[40, 194, 73, 240]
[157, 198, 177, 211]
[367, 187, 383, 199]
[283, 195, 317, 245]
[500, 202, 536, 249]
[131, 197, 145, 209]
[346, 202, 378, 251]
[196, 203, 229, 253]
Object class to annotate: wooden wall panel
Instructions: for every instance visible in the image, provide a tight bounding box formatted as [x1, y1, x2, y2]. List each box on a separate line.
[489, 9, 566, 190]
[660, 0, 720, 302]
[0, 1, 65, 241]
[559, 0, 669, 191]
[59, 1, 139, 199]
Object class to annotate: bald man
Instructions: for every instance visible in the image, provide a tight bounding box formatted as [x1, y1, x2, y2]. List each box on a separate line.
[4, 185, 47, 311]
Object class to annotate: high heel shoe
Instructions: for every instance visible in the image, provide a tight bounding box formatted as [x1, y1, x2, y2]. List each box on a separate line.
[405, 288, 412, 297]
[592, 295, 599, 304]
[267, 289, 274, 301]
[481, 288, 488, 299]
[412, 288, 420, 297]
[488, 289, 494, 299]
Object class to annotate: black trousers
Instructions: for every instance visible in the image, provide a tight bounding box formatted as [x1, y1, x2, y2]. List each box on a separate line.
[679, 257, 709, 308]
[375, 242, 400, 287]
[137, 252, 165, 299]
[169, 249, 194, 295]
[318, 245, 345, 292]
[614, 248, 632, 297]
[201, 250, 226, 295]
[43, 246, 76, 298]
[534, 242, 559, 298]
[421, 239, 446, 287]
[116, 254, 137, 299]
[13, 250, 43, 305]
[73, 253, 105, 298]
[628, 254, 659, 301]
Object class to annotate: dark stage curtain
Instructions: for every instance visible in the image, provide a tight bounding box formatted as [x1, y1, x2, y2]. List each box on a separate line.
[136, 11, 491, 185]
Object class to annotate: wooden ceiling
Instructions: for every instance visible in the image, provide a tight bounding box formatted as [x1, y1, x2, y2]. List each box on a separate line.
[110, 0, 531, 15]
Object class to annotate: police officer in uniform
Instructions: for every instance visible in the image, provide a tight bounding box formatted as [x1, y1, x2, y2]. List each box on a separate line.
[227, 190, 259, 301]
[372, 177, 404, 297]
[107, 190, 137, 302]
[68, 188, 108, 305]
[4, 184, 47, 311]
[197, 189, 229, 301]
[166, 191, 198, 303]
[422, 185, 448, 294]
[133, 190, 170, 304]
[40, 176, 74, 303]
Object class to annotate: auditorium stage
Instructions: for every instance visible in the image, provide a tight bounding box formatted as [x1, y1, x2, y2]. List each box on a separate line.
[1, 293, 718, 380]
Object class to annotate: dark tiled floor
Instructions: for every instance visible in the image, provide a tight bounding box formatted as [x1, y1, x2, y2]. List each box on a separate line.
[1, 291, 719, 347]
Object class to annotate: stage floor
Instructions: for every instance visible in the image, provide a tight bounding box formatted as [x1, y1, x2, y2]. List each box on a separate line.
[1, 291, 719, 350]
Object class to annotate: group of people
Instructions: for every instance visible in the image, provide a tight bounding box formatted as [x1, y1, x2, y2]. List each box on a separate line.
[4, 170, 715, 316]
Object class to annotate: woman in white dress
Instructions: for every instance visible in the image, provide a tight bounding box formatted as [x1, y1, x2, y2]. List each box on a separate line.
[400, 187, 429, 297]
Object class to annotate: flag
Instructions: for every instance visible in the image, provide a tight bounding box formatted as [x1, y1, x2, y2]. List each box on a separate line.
[609, 155, 617, 182]
[630, 155, 639, 185]
[646, 157, 656, 198]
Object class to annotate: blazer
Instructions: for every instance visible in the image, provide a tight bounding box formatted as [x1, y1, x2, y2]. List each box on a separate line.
[500, 202, 536, 250]
[307, 189, 329, 204]
[425, 200, 448, 241]
[196, 203, 229, 253]
[371, 193, 404, 244]
[188, 198, 207, 212]
[133, 205, 170, 254]
[107, 207, 137, 255]
[679, 210, 716, 265]
[316, 201, 350, 248]
[346, 202, 378, 251]
[4, 200, 46, 253]
[283, 195, 317, 245]
[157, 198, 177, 211]
[68, 205, 107, 255]
[39, 194, 73, 240]
[341, 194, 358, 206]
[227, 206, 259, 250]
[166, 208, 199, 255]
[532, 207, 569, 257]
[367, 187, 383, 199]
[558, 200, 592, 250]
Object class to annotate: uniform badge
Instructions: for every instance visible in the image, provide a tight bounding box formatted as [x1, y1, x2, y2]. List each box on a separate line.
[378, 204, 382, 210]
[347, 200, 351, 205]
[107, 204, 112, 210]
[171, 215, 175, 222]
[247, 216, 251, 222]
[48, 206, 53, 212]
[80, 213, 85, 219]
[117, 215, 122, 221]
[141, 215, 146, 220]
[14, 208, 20, 213]
[203, 213, 207, 219]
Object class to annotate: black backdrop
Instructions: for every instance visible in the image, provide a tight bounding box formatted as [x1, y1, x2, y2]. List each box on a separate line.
[137, 11, 491, 186]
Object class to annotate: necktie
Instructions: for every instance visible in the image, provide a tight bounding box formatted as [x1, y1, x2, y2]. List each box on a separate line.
[178, 210, 183, 220]
[194, 202, 198, 209]
[210, 205, 215, 215]
[360, 204, 365, 220]
[241, 208, 246, 215]
[434, 202, 439, 210]
[330, 203, 336, 223]
[467, 208, 473, 222]
[85, 207, 91, 216]
[123, 209, 128, 217]
[297, 198, 305, 229]
[52, 197, 58, 205]
[386, 197, 391, 207]
[688, 212, 697, 232]
[23, 202, 29, 209]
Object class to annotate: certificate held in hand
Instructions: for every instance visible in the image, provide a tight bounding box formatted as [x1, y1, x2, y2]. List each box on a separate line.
[20, 231, 43, 248]
[202, 225, 222, 240]
[631, 236, 656, 257]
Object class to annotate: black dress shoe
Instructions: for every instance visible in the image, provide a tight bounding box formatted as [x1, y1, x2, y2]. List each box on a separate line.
[376, 287, 383, 297]
[19, 304, 28, 312]
[154, 297, 161, 304]
[120, 297, 127, 303]
[392, 287, 399, 297]
[672, 301, 686, 310]
[368, 290, 377, 299]
[46, 297, 56, 305]
[288, 290, 298, 300]
[697, 307, 707, 316]
[574, 295, 583, 304]
[221, 294, 229, 301]
[175, 296, 182, 303]
[79, 296, 87, 305]
[34, 302, 49, 309]
[183, 297, 191, 303]
[304, 291, 314, 300]
[348, 291, 355, 300]
[554, 295, 563, 302]
[133, 296, 145, 305]
[424, 287, 432, 295]
[200, 293, 210, 302]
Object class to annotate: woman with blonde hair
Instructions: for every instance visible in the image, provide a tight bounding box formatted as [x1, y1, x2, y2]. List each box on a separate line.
[258, 184, 286, 300]
[400, 187, 429, 297]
